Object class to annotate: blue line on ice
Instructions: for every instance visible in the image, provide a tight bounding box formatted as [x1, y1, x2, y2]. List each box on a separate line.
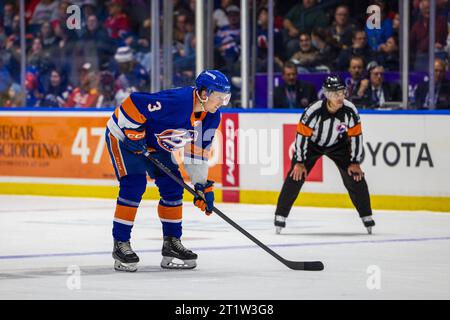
[1, 236, 450, 260]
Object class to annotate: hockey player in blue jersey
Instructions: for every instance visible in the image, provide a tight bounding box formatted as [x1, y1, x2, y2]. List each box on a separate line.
[105, 70, 231, 271]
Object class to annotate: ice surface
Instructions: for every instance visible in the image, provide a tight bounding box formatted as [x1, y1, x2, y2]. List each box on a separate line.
[0, 195, 449, 299]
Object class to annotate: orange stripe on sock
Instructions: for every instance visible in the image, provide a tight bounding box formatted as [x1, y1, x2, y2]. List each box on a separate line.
[115, 204, 137, 222]
[109, 133, 126, 178]
[158, 204, 182, 220]
[122, 96, 147, 124]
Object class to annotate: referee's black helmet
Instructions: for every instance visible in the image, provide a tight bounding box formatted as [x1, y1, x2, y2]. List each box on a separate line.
[323, 75, 346, 91]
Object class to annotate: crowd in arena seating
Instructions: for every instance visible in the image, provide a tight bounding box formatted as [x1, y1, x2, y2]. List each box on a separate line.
[0, 0, 449, 109]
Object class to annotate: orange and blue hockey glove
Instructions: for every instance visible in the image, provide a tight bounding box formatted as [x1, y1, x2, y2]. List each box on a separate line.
[122, 129, 147, 154]
[193, 180, 215, 215]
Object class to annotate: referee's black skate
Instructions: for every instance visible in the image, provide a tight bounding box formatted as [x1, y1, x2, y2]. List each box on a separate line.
[161, 236, 197, 269]
[362, 216, 375, 234]
[113, 240, 140, 272]
[274, 215, 286, 234]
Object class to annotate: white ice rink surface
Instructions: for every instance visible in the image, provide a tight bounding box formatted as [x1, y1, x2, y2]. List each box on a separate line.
[0, 195, 449, 300]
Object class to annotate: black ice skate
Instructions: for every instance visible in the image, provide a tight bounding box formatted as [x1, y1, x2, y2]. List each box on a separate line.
[161, 236, 197, 269]
[274, 215, 286, 234]
[361, 216, 376, 234]
[112, 240, 140, 272]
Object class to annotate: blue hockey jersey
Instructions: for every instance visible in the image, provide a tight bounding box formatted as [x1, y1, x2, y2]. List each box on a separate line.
[107, 86, 221, 161]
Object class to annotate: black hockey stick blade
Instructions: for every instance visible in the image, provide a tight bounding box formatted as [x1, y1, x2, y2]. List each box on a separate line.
[284, 259, 324, 271]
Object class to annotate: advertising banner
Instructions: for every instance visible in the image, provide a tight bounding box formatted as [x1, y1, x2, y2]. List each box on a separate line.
[221, 113, 240, 202]
[0, 112, 222, 184]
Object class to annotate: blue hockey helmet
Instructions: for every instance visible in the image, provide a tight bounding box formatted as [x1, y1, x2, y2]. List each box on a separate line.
[195, 70, 231, 94]
[195, 70, 232, 107]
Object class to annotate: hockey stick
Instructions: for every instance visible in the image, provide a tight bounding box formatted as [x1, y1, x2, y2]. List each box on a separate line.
[143, 151, 324, 271]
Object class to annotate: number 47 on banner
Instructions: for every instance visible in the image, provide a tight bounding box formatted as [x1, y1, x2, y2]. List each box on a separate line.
[71, 127, 105, 164]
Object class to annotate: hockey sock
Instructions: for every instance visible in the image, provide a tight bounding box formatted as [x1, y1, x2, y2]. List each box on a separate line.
[158, 199, 183, 239]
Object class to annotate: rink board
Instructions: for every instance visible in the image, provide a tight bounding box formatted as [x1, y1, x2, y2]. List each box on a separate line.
[0, 109, 449, 212]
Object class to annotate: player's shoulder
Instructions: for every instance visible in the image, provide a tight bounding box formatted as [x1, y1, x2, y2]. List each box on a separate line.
[129, 87, 194, 112]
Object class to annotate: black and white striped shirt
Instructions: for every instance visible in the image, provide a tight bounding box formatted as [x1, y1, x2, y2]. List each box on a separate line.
[295, 99, 363, 163]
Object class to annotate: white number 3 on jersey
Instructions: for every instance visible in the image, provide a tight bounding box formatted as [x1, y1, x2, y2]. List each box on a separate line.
[148, 101, 162, 112]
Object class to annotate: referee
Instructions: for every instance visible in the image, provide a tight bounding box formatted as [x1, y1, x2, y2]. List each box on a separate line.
[274, 76, 375, 234]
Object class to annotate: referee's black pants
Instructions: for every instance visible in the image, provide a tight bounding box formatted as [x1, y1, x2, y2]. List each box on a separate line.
[275, 141, 372, 218]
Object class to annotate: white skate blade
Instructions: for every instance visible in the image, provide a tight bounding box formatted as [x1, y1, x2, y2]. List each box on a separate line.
[114, 260, 138, 272]
[366, 227, 373, 235]
[161, 256, 197, 270]
[275, 226, 283, 235]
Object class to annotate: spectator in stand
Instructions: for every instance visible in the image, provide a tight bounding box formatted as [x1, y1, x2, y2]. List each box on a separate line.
[214, 5, 241, 75]
[290, 33, 318, 71]
[25, 0, 41, 25]
[410, 0, 448, 71]
[256, 7, 284, 72]
[3, 83, 24, 107]
[283, 0, 328, 58]
[173, 15, 196, 82]
[114, 73, 137, 105]
[127, 0, 151, 34]
[25, 71, 44, 107]
[79, 0, 100, 32]
[104, 0, 132, 42]
[129, 18, 152, 74]
[173, 12, 190, 58]
[27, 38, 55, 87]
[112, 46, 149, 91]
[3, 2, 16, 36]
[0, 33, 12, 93]
[213, 0, 233, 30]
[365, 0, 394, 51]
[38, 21, 59, 58]
[392, 13, 400, 38]
[41, 69, 72, 107]
[30, 0, 59, 26]
[52, 1, 79, 44]
[96, 71, 116, 108]
[336, 29, 375, 71]
[356, 61, 402, 109]
[377, 35, 399, 71]
[273, 61, 317, 109]
[183, 16, 195, 58]
[79, 15, 114, 71]
[4, 14, 21, 83]
[415, 58, 450, 109]
[346, 55, 365, 104]
[309, 27, 341, 72]
[328, 5, 355, 49]
[65, 62, 99, 108]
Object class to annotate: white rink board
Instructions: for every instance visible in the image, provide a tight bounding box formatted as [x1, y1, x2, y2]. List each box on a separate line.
[237, 113, 450, 197]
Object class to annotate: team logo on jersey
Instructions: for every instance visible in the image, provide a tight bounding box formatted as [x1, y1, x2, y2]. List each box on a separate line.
[336, 123, 348, 133]
[155, 129, 198, 152]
